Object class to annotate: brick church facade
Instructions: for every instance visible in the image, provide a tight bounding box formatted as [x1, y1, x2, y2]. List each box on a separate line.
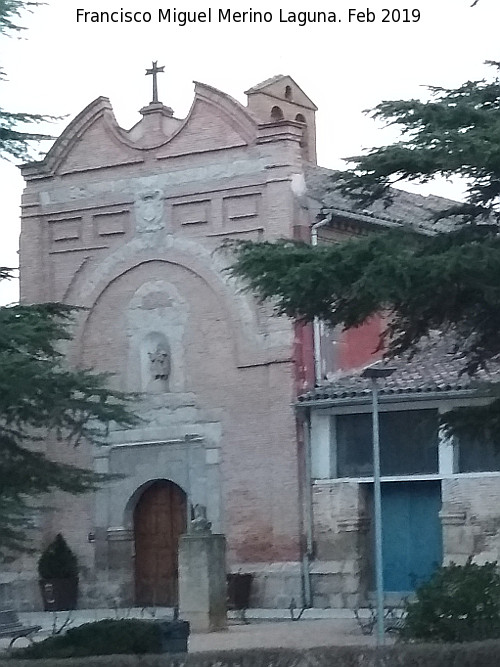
[17, 74, 318, 608]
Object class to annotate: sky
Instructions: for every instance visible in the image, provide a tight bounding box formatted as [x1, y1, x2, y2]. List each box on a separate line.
[1, 0, 499, 304]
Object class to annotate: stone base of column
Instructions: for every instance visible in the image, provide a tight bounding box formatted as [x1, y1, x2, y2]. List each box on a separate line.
[178, 533, 227, 633]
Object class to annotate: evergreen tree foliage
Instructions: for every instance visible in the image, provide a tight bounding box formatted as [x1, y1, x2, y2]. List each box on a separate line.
[338, 61, 500, 224]
[229, 63, 500, 441]
[0, 2, 139, 561]
[230, 226, 500, 374]
[0, 277, 139, 558]
[1, 1, 55, 160]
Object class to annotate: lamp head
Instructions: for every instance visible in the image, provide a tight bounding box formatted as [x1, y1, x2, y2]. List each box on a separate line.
[361, 364, 397, 379]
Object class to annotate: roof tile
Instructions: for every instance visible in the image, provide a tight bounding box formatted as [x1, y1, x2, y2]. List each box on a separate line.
[298, 336, 500, 405]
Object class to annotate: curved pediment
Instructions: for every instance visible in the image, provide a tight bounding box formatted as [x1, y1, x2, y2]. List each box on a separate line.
[155, 82, 258, 159]
[21, 82, 260, 180]
[21, 97, 144, 179]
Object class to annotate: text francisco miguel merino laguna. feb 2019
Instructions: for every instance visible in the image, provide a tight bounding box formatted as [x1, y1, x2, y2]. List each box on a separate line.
[75, 7, 422, 26]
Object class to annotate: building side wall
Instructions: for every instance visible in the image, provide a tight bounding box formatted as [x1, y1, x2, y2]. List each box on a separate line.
[308, 407, 500, 608]
[441, 476, 500, 565]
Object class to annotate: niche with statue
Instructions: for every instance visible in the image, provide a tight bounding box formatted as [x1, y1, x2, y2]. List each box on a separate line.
[142, 332, 171, 393]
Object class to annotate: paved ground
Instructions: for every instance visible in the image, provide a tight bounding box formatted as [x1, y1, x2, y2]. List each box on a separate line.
[190, 619, 378, 651]
[0, 608, 384, 653]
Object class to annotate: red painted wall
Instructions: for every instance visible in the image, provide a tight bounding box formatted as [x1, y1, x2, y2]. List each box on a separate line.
[337, 315, 385, 372]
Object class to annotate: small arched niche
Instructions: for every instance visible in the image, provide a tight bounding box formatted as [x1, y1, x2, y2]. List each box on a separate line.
[271, 105, 284, 121]
[285, 85, 293, 101]
[295, 113, 306, 124]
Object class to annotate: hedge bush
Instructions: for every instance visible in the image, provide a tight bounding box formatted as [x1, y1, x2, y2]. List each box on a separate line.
[309, 642, 500, 666]
[399, 559, 500, 642]
[13, 619, 162, 658]
[6, 642, 500, 667]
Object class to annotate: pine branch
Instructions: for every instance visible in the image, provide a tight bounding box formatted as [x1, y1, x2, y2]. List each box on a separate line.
[338, 62, 500, 223]
[229, 225, 500, 374]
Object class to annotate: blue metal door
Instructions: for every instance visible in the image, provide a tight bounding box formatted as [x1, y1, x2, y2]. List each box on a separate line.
[379, 481, 442, 592]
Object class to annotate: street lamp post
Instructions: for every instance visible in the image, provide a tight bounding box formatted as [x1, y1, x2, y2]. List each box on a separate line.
[361, 364, 396, 646]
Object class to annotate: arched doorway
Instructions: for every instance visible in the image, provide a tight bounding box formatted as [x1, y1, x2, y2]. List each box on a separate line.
[134, 480, 187, 606]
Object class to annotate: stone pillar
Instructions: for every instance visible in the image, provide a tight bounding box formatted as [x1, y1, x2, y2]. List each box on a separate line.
[178, 506, 227, 632]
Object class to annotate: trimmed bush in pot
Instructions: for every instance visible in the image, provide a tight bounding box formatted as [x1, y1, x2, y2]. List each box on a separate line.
[38, 533, 78, 611]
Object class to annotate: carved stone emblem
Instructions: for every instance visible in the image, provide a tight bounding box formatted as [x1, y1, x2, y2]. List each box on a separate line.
[135, 189, 164, 232]
[68, 186, 88, 200]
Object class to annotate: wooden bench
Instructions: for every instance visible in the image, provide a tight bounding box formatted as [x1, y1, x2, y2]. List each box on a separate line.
[0, 609, 41, 649]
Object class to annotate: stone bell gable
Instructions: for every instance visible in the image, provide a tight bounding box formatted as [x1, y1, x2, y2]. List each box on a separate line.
[18, 75, 318, 609]
[245, 74, 317, 162]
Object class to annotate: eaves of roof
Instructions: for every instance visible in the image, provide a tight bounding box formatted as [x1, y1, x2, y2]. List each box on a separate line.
[296, 387, 481, 409]
[296, 334, 500, 409]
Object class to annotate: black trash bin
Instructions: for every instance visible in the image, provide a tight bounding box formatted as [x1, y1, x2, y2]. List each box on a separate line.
[156, 620, 190, 653]
[227, 573, 253, 610]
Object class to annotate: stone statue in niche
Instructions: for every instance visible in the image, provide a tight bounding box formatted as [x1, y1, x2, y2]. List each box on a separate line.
[135, 189, 164, 233]
[147, 345, 170, 393]
[191, 504, 212, 534]
[148, 345, 170, 381]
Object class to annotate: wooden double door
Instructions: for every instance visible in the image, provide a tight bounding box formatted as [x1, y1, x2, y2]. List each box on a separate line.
[134, 480, 187, 606]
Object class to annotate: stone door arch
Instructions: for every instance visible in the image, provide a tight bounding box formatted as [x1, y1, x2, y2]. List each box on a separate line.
[134, 479, 187, 606]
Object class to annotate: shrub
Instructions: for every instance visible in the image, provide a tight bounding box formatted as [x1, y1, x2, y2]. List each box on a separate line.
[38, 534, 78, 580]
[8, 643, 500, 667]
[14, 619, 163, 658]
[399, 559, 500, 642]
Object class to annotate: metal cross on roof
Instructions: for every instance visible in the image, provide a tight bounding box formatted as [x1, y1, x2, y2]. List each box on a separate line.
[146, 61, 165, 104]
